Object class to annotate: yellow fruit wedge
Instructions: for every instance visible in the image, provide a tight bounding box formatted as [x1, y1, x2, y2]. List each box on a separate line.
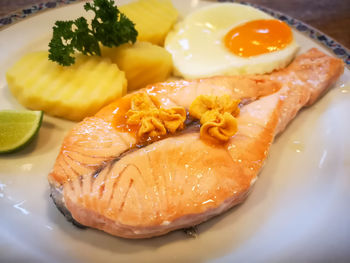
[6, 51, 127, 121]
[0, 110, 43, 154]
[102, 41, 173, 91]
[120, 0, 179, 46]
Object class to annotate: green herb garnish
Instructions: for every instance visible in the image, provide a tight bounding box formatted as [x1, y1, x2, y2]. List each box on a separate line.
[48, 0, 137, 66]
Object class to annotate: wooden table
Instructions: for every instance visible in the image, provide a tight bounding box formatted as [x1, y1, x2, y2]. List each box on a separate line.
[1, 0, 349, 48]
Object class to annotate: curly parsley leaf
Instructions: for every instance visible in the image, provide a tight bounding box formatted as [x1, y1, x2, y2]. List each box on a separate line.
[48, 21, 76, 66]
[72, 17, 101, 56]
[48, 0, 137, 66]
[85, 0, 138, 48]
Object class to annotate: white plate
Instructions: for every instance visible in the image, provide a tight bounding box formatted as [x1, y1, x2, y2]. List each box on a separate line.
[0, 1, 349, 262]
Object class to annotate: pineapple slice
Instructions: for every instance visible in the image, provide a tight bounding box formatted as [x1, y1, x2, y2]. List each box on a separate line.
[6, 51, 127, 121]
[102, 41, 173, 91]
[120, 0, 179, 46]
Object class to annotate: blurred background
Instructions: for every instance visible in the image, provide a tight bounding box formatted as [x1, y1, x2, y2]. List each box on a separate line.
[0, 0, 349, 47]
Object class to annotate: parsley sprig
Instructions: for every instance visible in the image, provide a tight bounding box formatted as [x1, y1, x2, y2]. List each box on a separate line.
[48, 0, 137, 66]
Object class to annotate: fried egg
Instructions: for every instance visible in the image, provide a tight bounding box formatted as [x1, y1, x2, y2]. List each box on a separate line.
[164, 3, 299, 79]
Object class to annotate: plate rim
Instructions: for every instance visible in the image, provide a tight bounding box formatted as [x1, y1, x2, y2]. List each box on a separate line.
[0, 0, 349, 67]
[0, 0, 349, 261]
[218, 0, 350, 67]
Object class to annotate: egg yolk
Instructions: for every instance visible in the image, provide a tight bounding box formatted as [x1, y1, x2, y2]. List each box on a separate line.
[224, 19, 292, 57]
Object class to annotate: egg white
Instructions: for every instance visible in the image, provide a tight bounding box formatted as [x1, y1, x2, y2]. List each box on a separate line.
[165, 3, 299, 79]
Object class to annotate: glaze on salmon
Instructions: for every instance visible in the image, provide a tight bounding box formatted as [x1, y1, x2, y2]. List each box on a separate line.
[49, 48, 344, 238]
[49, 74, 280, 186]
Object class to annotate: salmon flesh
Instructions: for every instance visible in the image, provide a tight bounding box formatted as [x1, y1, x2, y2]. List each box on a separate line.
[48, 48, 344, 238]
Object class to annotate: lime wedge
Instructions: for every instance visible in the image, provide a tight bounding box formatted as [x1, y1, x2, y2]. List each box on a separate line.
[0, 110, 43, 153]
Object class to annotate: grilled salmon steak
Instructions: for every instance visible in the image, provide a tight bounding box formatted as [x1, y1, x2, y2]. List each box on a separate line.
[49, 48, 344, 238]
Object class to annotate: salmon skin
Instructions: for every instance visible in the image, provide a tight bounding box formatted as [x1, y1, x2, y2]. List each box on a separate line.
[49, 48, 344, 239]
